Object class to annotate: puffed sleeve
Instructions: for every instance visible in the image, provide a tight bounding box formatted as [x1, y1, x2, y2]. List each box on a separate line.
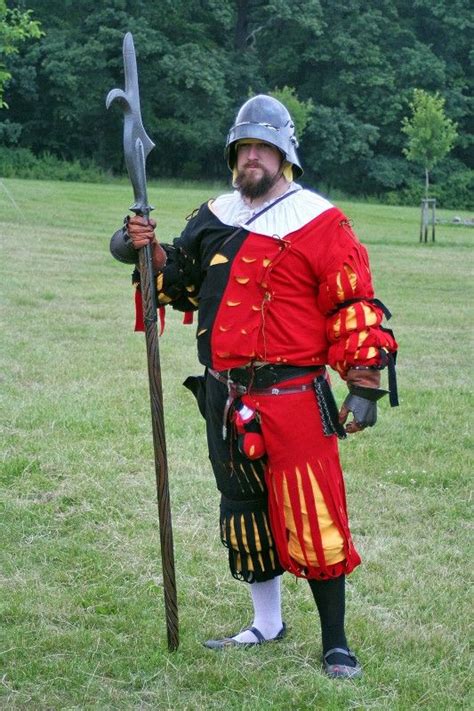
[155, 242, 201, 312]
[316, 219, 397, 379]
[151, 205, 207, 313]
[131, 207, 204, 332]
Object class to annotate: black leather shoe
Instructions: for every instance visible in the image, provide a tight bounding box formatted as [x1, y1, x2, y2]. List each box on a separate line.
[322, 647, 362, 679]
[203, 623, 287, 650]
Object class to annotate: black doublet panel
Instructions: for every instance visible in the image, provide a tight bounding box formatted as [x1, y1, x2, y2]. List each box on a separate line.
[166, 203, 249, 366]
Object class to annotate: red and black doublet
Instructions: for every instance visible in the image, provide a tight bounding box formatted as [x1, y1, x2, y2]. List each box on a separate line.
[152, 188, 397, 583]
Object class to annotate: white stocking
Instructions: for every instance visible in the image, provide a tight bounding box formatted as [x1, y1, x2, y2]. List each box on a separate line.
[232, 575, 283, 643]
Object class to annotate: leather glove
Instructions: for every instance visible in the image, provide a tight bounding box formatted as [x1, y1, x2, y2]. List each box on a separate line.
[339, 367, 387, 434]
[126, 215, 166, 271]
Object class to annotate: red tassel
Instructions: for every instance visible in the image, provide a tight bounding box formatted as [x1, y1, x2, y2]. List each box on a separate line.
[183, 311, 194, 325]
[159, 306, 166, 335]
[134, 288, 145, 332]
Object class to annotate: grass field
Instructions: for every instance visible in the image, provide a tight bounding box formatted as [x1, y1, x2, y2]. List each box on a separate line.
[1, 178, 473, 709]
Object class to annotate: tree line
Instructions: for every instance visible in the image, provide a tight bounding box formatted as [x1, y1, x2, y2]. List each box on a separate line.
[1, 0, 472, 207]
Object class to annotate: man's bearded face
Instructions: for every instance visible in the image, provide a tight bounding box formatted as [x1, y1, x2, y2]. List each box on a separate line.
[235, 141, 283, 200]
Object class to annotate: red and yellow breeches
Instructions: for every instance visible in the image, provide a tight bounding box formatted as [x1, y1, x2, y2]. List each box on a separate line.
[243, 374, 361, 580]
[205, 372, 360, 582]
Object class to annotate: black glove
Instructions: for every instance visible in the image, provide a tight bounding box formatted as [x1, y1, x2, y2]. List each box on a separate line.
[341, 385, 388, 431]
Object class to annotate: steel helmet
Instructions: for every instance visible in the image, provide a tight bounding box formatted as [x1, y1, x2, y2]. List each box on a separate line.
[225, 94, 303, 177]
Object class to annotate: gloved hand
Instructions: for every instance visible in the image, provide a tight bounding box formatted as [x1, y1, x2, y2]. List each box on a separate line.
[339, 367, 387, 434]
[126, 215, 166, 271]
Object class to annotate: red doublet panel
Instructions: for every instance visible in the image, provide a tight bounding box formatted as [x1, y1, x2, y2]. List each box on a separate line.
[209, 207, 373, 371]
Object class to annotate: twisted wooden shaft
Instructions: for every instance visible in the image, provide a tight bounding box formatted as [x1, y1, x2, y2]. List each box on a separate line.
[139, 246, 179, 652]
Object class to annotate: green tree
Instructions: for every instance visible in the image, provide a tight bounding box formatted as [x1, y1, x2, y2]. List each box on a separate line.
[303, 105, 379, 192]
[401, 89, 458, 199]
[2, 0, 472, 203]
[0, 0, 41, 107]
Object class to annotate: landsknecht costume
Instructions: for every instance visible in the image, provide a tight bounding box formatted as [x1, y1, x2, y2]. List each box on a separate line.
[111, 93, 398, 678]
[115, 185, 397, 583]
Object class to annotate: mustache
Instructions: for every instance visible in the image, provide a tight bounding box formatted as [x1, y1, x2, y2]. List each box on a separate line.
[243, 160, 264, 169]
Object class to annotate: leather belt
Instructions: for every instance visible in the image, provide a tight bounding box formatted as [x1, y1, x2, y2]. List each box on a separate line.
[209, 364, 324, 394]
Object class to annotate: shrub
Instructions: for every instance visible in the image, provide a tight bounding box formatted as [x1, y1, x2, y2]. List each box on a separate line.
[0, 146, 107, 182]
[382, 162, 473, 210]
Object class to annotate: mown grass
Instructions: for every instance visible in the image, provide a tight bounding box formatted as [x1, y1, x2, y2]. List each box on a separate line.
[0, 178, 472, 709]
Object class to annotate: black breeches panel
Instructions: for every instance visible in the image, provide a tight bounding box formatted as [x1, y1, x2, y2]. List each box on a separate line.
[205, 373, 284, 582]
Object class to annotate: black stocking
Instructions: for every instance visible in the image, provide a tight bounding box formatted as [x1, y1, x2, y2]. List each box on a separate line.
[307, 575, 356, 667]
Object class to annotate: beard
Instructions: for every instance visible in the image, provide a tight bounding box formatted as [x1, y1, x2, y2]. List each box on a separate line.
[235, 163, 280, 200]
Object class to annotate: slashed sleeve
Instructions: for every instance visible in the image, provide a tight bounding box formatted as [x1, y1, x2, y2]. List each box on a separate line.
[153, 205, 206, 313]
[316, 218, 397, 379]
[155, 243, 200, 312]
[131, 207, 205, 332]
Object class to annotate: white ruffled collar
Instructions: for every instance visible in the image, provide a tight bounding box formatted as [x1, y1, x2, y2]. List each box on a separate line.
[210, 184, 333, 238]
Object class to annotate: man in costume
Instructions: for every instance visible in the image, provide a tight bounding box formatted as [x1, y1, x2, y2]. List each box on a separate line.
[111, 95, 398, 679]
